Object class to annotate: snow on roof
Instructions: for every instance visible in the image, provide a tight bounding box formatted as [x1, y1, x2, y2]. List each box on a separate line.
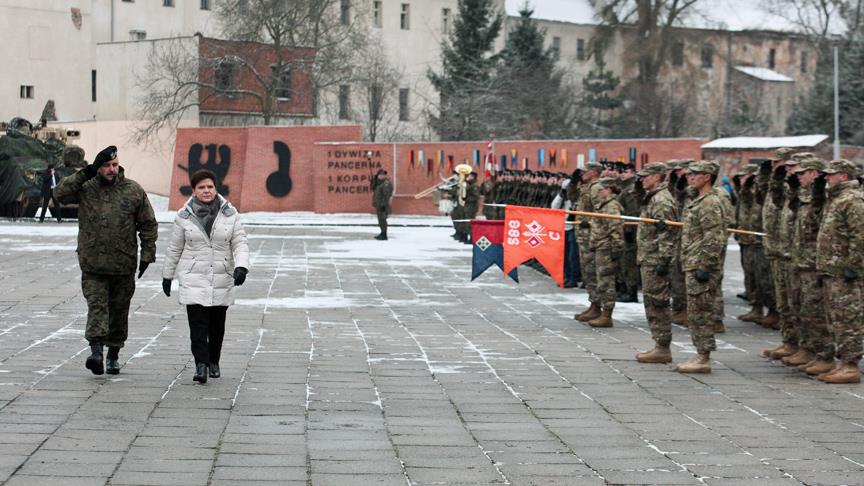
[702, 135, 829, 150]
[733, 66, 794, 82]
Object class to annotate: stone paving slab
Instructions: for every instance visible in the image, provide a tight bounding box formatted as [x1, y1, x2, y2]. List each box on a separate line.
[0, 222, 863, 485]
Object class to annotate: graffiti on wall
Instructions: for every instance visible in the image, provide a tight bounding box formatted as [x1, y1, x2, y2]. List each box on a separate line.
[266, 141, 293, 197]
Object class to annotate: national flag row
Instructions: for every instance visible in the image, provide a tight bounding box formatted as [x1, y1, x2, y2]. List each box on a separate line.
[471, 206, 567, 287]
[407, 145, 647, 173]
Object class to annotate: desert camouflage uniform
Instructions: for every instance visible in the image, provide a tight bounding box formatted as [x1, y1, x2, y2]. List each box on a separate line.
[638, 182, 679, 347]
[590, 196, 624, 310]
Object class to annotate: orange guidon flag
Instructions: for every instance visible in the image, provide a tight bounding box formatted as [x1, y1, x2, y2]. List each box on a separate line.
[503, 205, 566, 287]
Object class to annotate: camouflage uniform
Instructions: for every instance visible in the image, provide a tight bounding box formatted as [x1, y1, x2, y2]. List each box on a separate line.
[779, 170, 803, 344]
[751, 164, 776, 313]
[590, 190, 624, 311]
[735, 167, 758, 308]
[372, 177, 393, 237]
[816, 175, 864, 364]
[669, 163, 693, 314]
[577, 177, 601, 303]
[764, 163, 795, 343]
[637, 174, 679, 347]
[616, 177, 641, 294]
[713, 186, 735, 323]
[681, 162, 726, 354]
[55, 167, 158, 347]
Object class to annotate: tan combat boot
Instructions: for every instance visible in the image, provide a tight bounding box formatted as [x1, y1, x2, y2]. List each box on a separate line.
[671, 310, 688, 325]
[819, 362, 861, 384]
[588, 308, 613, 328]
[782, 349, 815, 366]
[675, 353, 711, 373]
[768, 343, 798, 359]
[737, 306, 763, 322]
[636, 345, 672, 364]
[757, 311, 780, 329]
[761, 343, 785, 358]
[798, 358, 818, 372]
[803, 359, 836, 376]
[575, 302, 601, 322]
[713, 320, 726, 333]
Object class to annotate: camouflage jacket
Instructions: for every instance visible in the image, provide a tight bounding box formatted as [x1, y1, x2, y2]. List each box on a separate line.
[372, 179, 393, 211]
[735, 182, 755, 245]
[637, 183, 678, 265]
[464, 181, 481, 207]
[762, 175, 785, 257]
[589, 197, 623, 252]
[55, 168, 158, 275]
[681, 189, 726, 272]
[575, 179, 599, 241]
[816, 180, 864, 277]
[746, 178, 766, 243]
[617, 178, 641, 242]
[777, 185, 800, 260]
[714, 186, 735, 228]
[793, 188, 823, 270]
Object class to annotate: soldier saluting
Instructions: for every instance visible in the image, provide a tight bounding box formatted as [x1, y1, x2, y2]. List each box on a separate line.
[55, 145, 158, 375]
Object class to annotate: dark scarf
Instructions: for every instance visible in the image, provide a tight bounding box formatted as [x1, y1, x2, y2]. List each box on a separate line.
[191, 196, 220, 237]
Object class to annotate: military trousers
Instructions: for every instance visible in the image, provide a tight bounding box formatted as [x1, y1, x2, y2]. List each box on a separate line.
[795, 271, 834, 360]
[770, 256, 798, 345]
[617, 235, 639, 289]
[754, 245, 775, 310]
[578, 238, 597, 303]
[671, 247, 686, 312]
[685, 269, 719, 354]
[451, 206, 465, 237]
[594, 249, 618, 310]
[641, 264, 672, 347]
[823, 276, 864, 363]
[740, 244, 757, 304]
[376, 209, 388, 236]
[81, 272, 135, 348]
[713, 242, 728, 322]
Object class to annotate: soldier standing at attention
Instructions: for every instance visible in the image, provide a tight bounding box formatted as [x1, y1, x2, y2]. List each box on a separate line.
[815, 160, 864, 384]
[668, 160, 693, 325]
[574, 163, 604, 322]
[55, 146, 158, 375]
[711, 178, 735, 333]
[585, 177, 624, 328]
[677, 161, 726, 374]
[735, 165, 761, 322]
[616, 163, 641, 303]
[634, 163, 679, 363]
[371, 169, 393, 240]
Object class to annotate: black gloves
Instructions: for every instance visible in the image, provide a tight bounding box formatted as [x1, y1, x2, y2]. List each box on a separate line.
[760, 160, 772, 175]
[695, 269, 710, 283]
[162, 279, 172, 297]
[787, 174, 800, 189]
[843, 269, 859, 283]
[233, 267, 248, 286]
[579, 219, 590, 229]
[655, 259, 670, 277]
[137, 261, 149, 279]
[655, 218, 667, 231]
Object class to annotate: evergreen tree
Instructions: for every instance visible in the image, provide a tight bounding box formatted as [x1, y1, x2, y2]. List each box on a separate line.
[580, 60, 624, 136]
[428, 0, 502, 141]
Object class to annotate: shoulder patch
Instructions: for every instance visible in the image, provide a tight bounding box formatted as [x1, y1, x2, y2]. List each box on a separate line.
[178, 208, 192, 219]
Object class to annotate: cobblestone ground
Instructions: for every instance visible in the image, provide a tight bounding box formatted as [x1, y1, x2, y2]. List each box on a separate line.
[0, 222, 863, 486]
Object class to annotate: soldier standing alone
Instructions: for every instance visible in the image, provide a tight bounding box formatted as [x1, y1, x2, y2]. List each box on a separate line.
[55, 145, 158, 375]
[372, 169, 393, 240]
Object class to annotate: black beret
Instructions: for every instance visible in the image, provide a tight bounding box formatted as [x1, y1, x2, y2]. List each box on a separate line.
[94, 145, 118, 165]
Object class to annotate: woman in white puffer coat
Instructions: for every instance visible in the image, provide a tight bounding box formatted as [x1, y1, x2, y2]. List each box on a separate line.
[162, 169, 250, 384]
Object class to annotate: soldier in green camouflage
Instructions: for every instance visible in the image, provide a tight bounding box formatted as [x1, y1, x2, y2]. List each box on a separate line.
[574, 163, 604, 322]
[815, 159, 864, 384]
[586, 177, 624, 328]
[734, 165, 762, 321]
[711, 180, 735, 333]
[752, 158, 778, 327]
[677, 160, 726, 374]
[616, 164, 642, 303]
[372, 169, 393, 240]
[634, 163, 679, 364]
[668, 160, 694, 325]
[55, 145, 158, 376]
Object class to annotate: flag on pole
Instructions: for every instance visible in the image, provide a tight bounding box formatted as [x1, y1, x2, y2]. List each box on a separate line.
[538, 148, 545, 167]
[510, 149, 518, 168]
[562, 149, 568, 168]
[503, 206, 565, 287]
[549, 149, 557, 167]
[499, 154, 507, 172]
[472, 149, 480, 166]
[448, 154, 455, 171]
[471, 220, 518, 282]
[437, 150, 444, 169]
[419, 150, 425, 168]
[409, 150, 415, 169]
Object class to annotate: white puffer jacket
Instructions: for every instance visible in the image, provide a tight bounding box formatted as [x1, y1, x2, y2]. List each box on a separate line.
[162, 196, 250, 306]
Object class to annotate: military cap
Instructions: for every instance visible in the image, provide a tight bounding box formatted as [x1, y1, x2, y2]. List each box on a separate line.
[94, 145, 118, 166]
[773, 147, 796, 160]
[584, 161, 603, 172]
[822, 159, 861, 176]
[738, 164, 759, 176]
[679, 159, 695, 166]
[686, 160, 720, 175]
[665, 160, 682, 169]
[595, 177, 619, 189]
[637, 162, 668, 177]
[792, 158, 827, 174]
[787, 152, 815, 166]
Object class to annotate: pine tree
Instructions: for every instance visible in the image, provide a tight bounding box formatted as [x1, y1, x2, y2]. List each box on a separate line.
[428, 0, 502, 141]
[580, 60, 624, 136]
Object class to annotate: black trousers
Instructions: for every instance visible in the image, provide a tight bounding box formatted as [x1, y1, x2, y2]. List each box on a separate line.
[376, 209, 388, 236]
[39, 192, 61, 222]
[186, 305, 227, 365]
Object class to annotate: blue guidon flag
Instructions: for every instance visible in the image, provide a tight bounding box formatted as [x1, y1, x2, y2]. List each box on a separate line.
[471, 220, 518, 282]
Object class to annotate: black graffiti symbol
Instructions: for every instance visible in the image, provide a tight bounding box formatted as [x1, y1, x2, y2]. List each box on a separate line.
[179, 144, 231, 196]
[266, 141, 293, 197]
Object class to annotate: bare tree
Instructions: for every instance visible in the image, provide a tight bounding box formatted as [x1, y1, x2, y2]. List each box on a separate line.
[351, 36, 406, 142]
[762, 0, 844, 42]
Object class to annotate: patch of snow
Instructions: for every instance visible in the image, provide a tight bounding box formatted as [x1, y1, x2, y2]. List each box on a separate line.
[703, 134, 829, 150]
[733, 66, 793, 82]
[506, 0, 598, 24]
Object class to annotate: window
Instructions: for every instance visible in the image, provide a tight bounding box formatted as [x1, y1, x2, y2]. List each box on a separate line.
[273, 66, 292, 99]
[214, 60, 237, 92]
[20, 85, 34, 99]
[768, 48, 776, 69]
[339, 85, 350, 120]
[400, 3, 410, 30]
[551, 36, 561, 61]
[340, 0, 351, 26]
[701, 44, 713, 68]
[576, 38, 585, 61]
[442, 8, 451, 34]
[801, 51, 808, 73]
[373, 1, 382, 28]
[129, 30, 146, 41]
[672, 41, 684, 66]
[399, 88, 410, 121]
[91, 70, 97, 102]
[163, 0, 174, 6]
[200, 0, 211, 10]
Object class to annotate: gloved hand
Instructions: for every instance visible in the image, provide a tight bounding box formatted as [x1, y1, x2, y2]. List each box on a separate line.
[760, 160, 772, 175]
[579, 219, 590, 229]
[82, 146, 116, 179]
[843, 269, 859, 283]
[137, 261, 149, 279]
[655, 259, 670, 277]
[233, 267, 248, 286]
[695, 269, 710, 283]
[655, 218, 667, 231]
[162, 278, 172, 297]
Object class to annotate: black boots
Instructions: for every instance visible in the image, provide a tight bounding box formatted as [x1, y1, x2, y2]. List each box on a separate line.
[209, 363, 221, 378]
[193, 363, 208, 383]
[86, 344, 104, 375]
[374, 233, 388, 240]
[105, 347, 120, 375]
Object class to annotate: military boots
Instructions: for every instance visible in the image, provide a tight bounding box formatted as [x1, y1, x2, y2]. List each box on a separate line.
[802, 359, 835, 376]
[782, 349, 815, 366]
[588, 308, 614, 328]
[105, 347, 120, 375]
[636, 345, 672, 364]
[818, 362, 861, 384]
[756, 310, 780, 329]
[575, 303, 601, 322]
[737, 305, 763, 322]
[675, 353, 711, 373]
[85, 344, 104, 375]
[671, 309, 688, 325]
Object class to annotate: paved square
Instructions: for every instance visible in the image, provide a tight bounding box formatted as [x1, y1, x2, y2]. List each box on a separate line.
[0, 221, 863, 485]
